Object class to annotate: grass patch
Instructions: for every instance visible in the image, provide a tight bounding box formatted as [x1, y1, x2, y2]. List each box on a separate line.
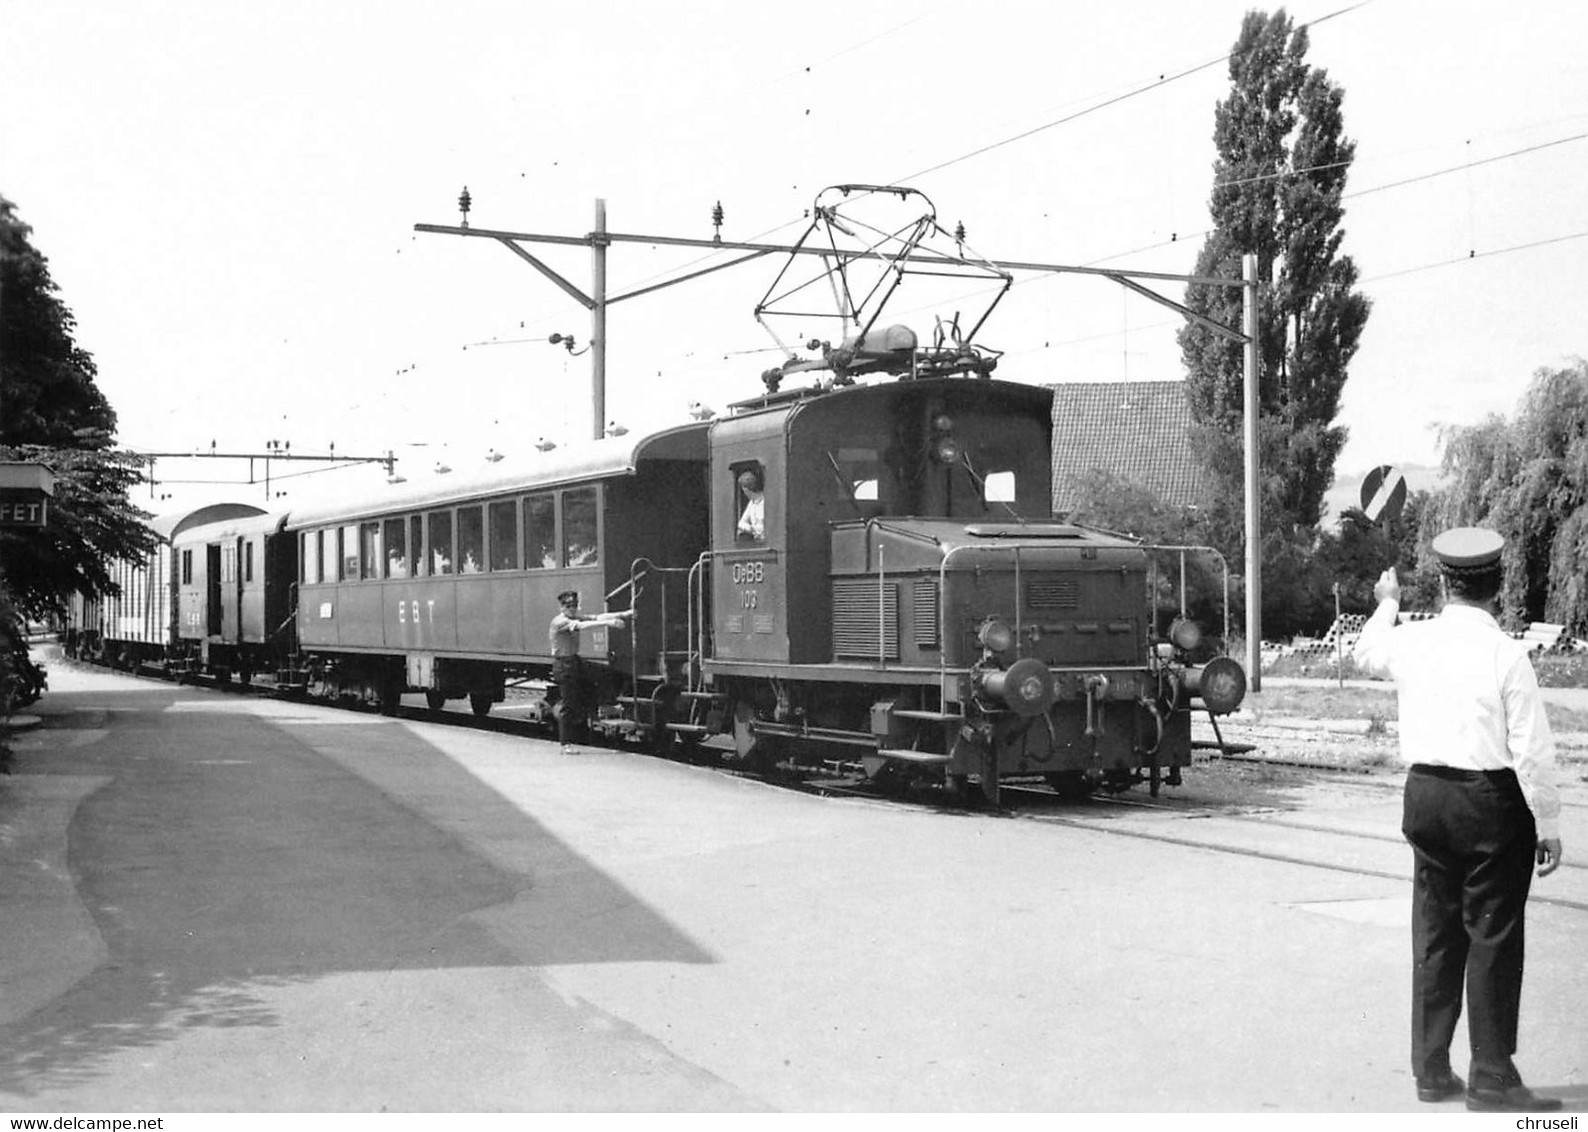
[1241, 674, 1588, 758]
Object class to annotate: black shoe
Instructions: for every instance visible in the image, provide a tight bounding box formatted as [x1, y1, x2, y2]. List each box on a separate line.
[1466, 1083, 1563, 1112]
[1415, 1072, 1465, 1102]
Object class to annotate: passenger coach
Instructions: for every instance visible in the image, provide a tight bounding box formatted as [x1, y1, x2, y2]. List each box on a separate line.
[284, 423, 711, 715]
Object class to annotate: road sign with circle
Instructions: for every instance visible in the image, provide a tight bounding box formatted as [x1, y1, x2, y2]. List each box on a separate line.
[1360, 464, 1408, 522]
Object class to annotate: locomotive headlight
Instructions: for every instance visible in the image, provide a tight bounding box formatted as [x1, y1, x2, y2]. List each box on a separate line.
[929, 413, 959, 464]
[1168, 617, 1202, 652]
[977, 617, 1014, 653]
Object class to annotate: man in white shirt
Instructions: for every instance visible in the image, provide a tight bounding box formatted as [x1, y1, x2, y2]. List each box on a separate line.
[1354, 527, 1562, 1112]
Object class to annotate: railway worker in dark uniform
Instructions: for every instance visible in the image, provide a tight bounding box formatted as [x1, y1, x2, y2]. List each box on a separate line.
[549, 589, 631, 755]
[1353, 527, 1563, 1112]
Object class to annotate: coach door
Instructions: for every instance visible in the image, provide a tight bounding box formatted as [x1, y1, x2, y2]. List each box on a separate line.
[206, 544, 223, 637]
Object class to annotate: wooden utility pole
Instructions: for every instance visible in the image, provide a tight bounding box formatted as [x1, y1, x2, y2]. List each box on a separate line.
[1243, 252, 1262, 691]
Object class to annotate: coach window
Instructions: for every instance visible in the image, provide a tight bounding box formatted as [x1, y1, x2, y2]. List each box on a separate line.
[245, 541, 254, 583]
[562, 487, 598, 567]
[301, 533, 317, 584]
[313, 529, 326, 584]
[409, 515, 426, 577]
[359, 522, 382, 580]
[182, 549, 193, 585]
[489, 499, 518, 571]
[427, 510, 453, 575]
[340, 524, 360, 581]
[384, 517, 408, 579]
[222, 544, 236, 584]
[457, 506, 484, 574]
[524, 494, 555, 569]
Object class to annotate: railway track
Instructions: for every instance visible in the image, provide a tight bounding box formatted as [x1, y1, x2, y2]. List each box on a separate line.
[83, 655, 1588, 912]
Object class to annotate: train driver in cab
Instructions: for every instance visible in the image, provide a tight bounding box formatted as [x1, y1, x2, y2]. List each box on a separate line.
[736, 467, 765, 541]
[549, 589, 631, 754]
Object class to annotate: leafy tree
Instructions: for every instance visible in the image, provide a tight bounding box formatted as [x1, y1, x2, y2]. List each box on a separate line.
[0, 196, 117, 446]
[1177, 9, 1371, 625]
[1431, 360, 1588, 634]
[1063, 469, 1237, 649]
[1, 195, 157, 623]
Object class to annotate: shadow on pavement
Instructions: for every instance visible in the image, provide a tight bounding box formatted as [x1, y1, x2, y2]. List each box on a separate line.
[0, 681, 712, 1097]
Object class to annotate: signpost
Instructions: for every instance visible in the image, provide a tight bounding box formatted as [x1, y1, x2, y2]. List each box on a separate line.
[0, 462, 55, 528]
[1360, 464, 1407, 524]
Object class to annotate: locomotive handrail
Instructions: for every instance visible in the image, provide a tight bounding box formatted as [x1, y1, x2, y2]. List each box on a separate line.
[689, 553, 711, 694]
[1141, 543, 1232, 652]
[624, 557, 698, 701]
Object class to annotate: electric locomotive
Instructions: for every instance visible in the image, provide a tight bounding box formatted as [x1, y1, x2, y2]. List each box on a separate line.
[674, 355, 1245, 801]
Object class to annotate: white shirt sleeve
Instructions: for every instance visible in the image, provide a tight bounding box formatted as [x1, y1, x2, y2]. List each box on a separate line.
[1501, 648, 1561, 841]
[1351, 599, 1400, 679]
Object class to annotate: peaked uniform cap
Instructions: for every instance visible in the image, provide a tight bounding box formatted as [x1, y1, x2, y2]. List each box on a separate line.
[557, 589, 580, 603]
[1431, 527, 1504, 573]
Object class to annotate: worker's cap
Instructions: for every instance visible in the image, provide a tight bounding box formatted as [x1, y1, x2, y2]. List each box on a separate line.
[1431, 527, 1504, 574]
[556, 589, 580, 604]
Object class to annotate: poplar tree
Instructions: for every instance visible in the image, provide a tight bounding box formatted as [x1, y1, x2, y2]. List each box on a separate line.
[1178, 9, 1370, 537]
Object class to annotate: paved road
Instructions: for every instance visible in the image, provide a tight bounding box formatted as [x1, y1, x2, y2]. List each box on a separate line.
[3, 654, 1584, 1112]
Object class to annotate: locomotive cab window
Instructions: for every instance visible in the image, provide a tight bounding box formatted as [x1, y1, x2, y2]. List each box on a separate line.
[829, 448, 886, 518]
[984, 470, 1016, 504]
[733, 463, 765, 542]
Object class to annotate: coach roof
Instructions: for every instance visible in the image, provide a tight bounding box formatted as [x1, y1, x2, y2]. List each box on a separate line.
[281, 421, 710, 531]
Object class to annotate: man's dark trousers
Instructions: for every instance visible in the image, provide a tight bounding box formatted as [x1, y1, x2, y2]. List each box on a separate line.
[1402, 764, 1537, 1086]
[553, 655, 587, 746]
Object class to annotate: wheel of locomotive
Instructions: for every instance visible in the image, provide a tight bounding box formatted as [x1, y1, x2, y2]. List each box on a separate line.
[469, 692, 493, 717]
[425, 690, 447, 711]
[1046, 771, 1096, 800]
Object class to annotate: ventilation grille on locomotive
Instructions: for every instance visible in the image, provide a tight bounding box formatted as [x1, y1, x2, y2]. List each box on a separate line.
[832, 578, 900, 660]
[913, 578, 939, 648]
[1027, 578, 1080, 610]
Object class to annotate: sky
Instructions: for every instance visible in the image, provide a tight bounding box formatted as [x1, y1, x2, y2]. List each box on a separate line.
[3, 0, 1585, 517]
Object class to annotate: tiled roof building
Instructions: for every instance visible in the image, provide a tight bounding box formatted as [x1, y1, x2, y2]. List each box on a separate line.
[1049, 380, 1208, 513]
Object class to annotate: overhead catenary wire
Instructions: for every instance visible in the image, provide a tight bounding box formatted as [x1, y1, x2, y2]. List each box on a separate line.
[448, 0, 1580, 385]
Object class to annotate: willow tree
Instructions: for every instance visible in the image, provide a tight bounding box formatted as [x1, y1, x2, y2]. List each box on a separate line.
[1433, 360, 1588, 634]
[1178, 9, 1371, 539]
